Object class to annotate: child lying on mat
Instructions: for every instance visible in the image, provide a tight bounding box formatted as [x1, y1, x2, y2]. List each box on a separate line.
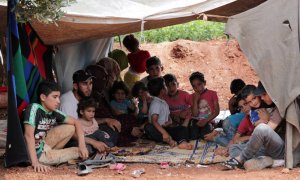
[144, 77, 193, 150]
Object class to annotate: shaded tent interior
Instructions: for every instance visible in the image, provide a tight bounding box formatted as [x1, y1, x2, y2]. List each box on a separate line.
[2, 0, 300, 169]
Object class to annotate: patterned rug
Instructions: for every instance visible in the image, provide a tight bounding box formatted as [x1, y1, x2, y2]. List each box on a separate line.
[0, 119, 6, 148]
[113, 139, 228, 164]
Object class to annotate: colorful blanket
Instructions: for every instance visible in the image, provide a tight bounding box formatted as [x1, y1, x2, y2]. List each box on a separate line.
[113, 139, 228, 164]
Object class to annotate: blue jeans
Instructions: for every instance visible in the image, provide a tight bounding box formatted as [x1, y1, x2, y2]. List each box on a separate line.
[229, 124, 285, 161]
[214, 118, 236, 146]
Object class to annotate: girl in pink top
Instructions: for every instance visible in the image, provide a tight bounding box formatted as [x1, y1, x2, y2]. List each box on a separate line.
[77, 98, 114, 155]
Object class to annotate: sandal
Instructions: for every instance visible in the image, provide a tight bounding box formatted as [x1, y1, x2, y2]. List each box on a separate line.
[222, 157, 244, 170]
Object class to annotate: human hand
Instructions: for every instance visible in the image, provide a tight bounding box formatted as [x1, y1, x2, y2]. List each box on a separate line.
[193, 92, 201, 102]
[92, 141, 109, 153]
[32, 161, 51, 172]
[132, 98, 139, 107]
[106, 118, 121, 132]
[79, 144, 89, 160]
[257, 108, 269, 124]
[131, 127, 143, 138]
[162, 133, 171, 143]
[142, 91, 148, 101]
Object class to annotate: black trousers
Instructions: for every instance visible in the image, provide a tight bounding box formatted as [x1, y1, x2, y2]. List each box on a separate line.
[188, 119, 212, 140]
[144, 124, 189, 144]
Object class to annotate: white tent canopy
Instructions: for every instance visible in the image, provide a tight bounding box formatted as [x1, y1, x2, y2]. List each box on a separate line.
[0, 0, 266, 45]
[226, 0, 300, 168]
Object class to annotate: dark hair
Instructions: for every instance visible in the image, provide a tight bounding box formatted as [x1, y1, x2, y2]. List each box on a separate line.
[110, 81, 129, 100]
[146, 56, 162, 69]
[240, 84, 257, 99]
[148, 77, 165, 97]
[132, 81, 147, 98]
[123, 34, 139, 52]
[163, 74, 177, 85]
[77, 97, 97, 118]
[235, 94, 244, 105]
[230, 79, 246, 94]
[37, 80, 60, 102]
[189, 71, 205, 84]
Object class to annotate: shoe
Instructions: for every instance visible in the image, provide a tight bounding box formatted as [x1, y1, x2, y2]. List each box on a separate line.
[77, 163, 93, 176]
[272, 159, 285, 168]
[222, 157, 244, 170]
[244, 156, 273, 171]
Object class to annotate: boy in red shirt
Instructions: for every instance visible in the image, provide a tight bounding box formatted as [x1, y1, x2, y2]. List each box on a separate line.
[189, 71, 220, 139]
[163, 74, 192, 127]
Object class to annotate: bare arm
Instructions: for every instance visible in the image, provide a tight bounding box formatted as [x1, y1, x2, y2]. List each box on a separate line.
[192, 94, 200, 116]
[24, 125, 51, 172]
[65, 117, 88, 159]
[95, 118, 121, 132]
[141, 99, 148, 114]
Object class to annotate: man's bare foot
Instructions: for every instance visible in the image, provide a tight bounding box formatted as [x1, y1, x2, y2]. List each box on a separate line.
[204, 130, 219, 141]
[178, 142, 193, 150]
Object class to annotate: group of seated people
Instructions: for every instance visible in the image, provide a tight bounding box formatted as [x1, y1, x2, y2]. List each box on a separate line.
[23, 34, 286, 172]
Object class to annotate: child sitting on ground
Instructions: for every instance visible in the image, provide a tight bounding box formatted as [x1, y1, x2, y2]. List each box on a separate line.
[228, 79, 246, 114]
[144, 77, 193, 150]
[163, 74, 192, 127]
[77, 97, 114, 155]
[204, 94, 248, 147]
[140, 56, 164, 86]
[131, 81, 153, 124]
[123, 34, 151, 90]
[214, 91, 254, 156]
[23, 80, 88, 172]
[189, 72, 220, 139]
[110, 81, 138, 115]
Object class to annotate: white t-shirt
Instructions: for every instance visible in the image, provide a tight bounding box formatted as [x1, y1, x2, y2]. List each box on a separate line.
[148, 97, 170, 126]
[60, 90, 79, 119]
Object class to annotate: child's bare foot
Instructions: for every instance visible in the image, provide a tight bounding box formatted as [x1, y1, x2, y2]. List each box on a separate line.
[204, 130, 219, 141]
[215, 148, 229, 157]
[178, 142, 193, 150]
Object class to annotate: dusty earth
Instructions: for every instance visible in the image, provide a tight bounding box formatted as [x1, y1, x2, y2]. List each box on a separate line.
[117, 39, 259, 110]
[1, 39, 299, 179]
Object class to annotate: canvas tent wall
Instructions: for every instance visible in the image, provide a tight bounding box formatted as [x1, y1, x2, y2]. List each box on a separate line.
[226, 0, 300, 168]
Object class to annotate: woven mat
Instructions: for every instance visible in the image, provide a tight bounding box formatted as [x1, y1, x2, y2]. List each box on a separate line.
[113, 139, 228, 164]
[0, 120, 6, 148]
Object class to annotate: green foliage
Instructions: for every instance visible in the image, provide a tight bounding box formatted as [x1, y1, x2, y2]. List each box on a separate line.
[115, 20, 225, 43]
[16, 0, 76, 24]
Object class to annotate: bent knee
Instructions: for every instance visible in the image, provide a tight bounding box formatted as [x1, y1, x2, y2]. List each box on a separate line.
[253, 123, 272, 135]
[60, 124, 75, 135]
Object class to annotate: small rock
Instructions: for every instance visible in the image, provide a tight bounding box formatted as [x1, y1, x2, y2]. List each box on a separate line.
[281, 168, 290, 174]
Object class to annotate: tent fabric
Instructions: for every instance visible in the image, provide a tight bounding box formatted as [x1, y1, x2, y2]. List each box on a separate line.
[225, 0, 300, 168]
[30, 0, 238, 45]
[54, 38, 113, 93]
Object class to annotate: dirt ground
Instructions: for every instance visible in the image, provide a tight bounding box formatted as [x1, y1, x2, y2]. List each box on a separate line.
[117, 39, 258, 110]
[1, 162, 300, 179]
[2, 39, 299, 179]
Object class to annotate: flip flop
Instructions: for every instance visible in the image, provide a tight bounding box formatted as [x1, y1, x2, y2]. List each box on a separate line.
[84, 153, 116, 165]
[77, 162, 110, 176]
[77, 163, 93, 176]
